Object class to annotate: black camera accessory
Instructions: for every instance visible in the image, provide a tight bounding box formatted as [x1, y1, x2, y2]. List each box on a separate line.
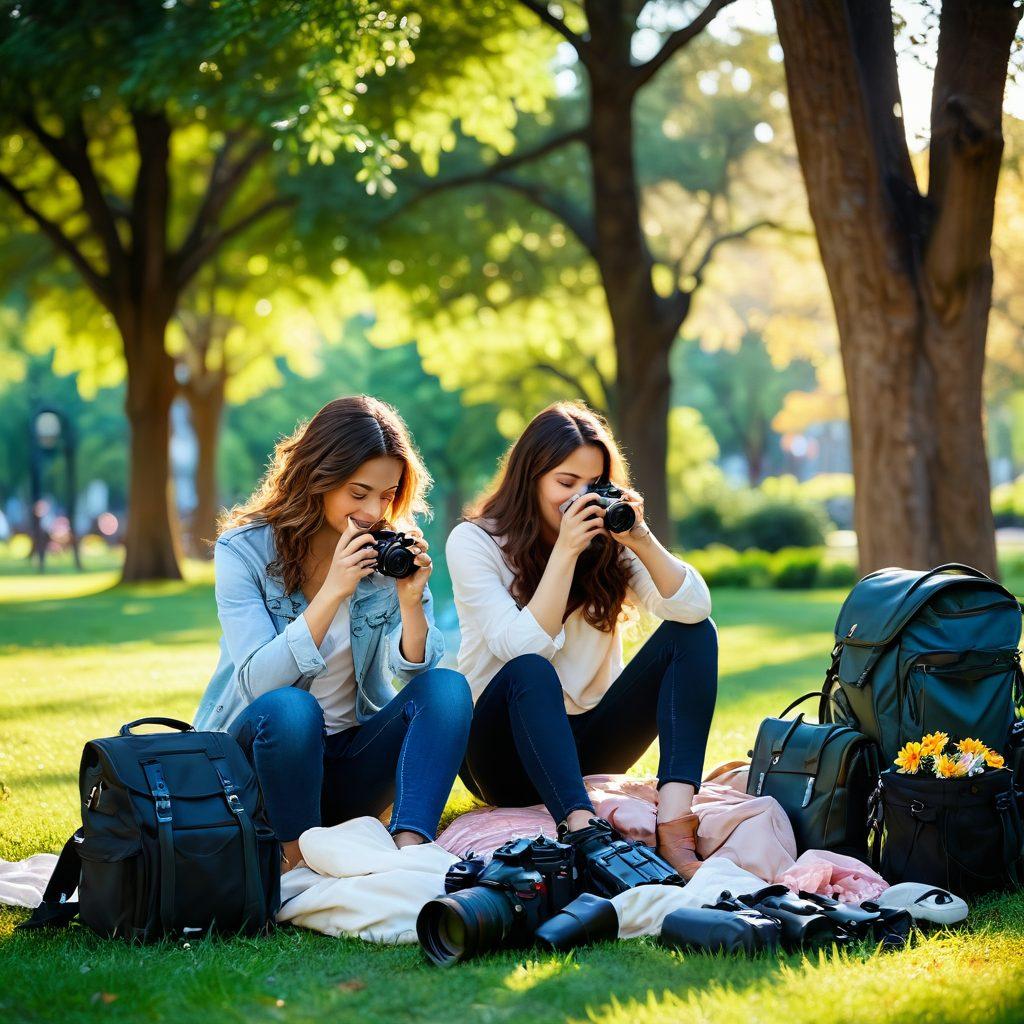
[534, 892, 619, 951]
[735, 885, 846, 950]
[558, 817, 682, 896]
[659, 904, 782, 955]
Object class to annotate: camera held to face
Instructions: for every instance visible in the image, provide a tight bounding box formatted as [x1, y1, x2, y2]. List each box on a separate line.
[369, 529, 418, 579]
[580, 481, 636, 534]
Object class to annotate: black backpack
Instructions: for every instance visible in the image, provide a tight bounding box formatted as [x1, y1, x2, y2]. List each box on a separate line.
[820, 563, 1023, 765]
[747, 693, 881, 859]
[867, 766, 1024, 899]
[19, 718, 280, 942]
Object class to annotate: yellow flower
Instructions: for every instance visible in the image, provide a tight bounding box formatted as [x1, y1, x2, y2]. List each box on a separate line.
[984, 750, 1005, 770]
[895, 742, 923, 774]
[920, 732, 949, 757]
[957, 737, 988, 758]
[935, 753, 968, 778]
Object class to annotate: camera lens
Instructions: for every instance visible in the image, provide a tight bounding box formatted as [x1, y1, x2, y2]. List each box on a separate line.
[416, 887, 520, 966]
[379, 543, 417, 579]
[603, 502, 636, 533]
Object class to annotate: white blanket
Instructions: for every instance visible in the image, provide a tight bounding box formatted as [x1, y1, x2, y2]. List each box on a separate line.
[279, 818, 772, 943]
[277, 817, 458, 943]
[5, 820, 775, 944]
[0, 853, 58, 909]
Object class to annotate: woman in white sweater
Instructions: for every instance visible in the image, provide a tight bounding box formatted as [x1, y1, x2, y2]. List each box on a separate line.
[445, 401, 717, 878]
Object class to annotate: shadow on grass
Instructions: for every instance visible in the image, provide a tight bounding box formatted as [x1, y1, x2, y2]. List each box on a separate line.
[0, 580, 219, 650]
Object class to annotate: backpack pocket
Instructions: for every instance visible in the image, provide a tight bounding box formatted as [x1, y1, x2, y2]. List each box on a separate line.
[78, 835, 147, 939]
[905, 649, 1018, 750]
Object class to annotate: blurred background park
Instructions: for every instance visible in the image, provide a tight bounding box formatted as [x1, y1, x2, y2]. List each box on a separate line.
[2, 2, 1024, 1022]
[1, 0, 1022, 602]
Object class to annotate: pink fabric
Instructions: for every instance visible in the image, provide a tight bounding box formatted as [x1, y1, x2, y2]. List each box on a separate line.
[436, 764, 888, 903]
[779, 850, 889, 902]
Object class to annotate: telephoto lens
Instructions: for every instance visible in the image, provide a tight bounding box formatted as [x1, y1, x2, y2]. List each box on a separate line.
[369, 529, 418, 579]
[416, 836, 577, 966]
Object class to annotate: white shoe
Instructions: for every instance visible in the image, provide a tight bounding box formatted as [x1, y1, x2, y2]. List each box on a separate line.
[874, 883, 968, 925]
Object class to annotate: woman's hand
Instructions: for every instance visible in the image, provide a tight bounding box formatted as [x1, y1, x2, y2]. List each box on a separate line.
[607, 487, 651, 548]
[395, 526, 433, 605]
[552, 492, 607, 560]
[323, 519, 378, 601]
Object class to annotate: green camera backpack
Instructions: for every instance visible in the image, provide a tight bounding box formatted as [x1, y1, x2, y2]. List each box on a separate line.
[819, 563, 1023, 765]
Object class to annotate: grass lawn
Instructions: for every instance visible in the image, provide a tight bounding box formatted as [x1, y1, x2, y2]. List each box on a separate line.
[2, 554, 1024, 1024]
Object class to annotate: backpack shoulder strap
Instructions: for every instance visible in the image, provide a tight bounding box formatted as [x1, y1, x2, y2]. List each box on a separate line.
[15, 831, 83, 931]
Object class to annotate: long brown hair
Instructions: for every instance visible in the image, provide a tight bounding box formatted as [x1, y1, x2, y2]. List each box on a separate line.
[466, 401, 632, 632]
[220, 395, 431, 594]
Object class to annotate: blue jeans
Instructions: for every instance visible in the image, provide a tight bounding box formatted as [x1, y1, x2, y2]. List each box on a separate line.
[459, 619, 719, 824]
[229, 668, 473, 842]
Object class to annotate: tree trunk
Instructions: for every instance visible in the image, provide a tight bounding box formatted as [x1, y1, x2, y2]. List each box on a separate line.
[771, 0, 1015, 576]
[586, 48, 679, 542]
[121, 320, 182, 581]
[184, 373, 226, 560]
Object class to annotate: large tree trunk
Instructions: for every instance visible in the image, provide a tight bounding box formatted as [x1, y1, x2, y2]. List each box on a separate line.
[771, 0, 1016, 576]
[183, 373, 226, 560]
[586, 42, 680, 542]
[122, 320, 182, 581]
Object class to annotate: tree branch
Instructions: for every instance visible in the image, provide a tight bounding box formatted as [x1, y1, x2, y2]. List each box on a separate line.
[0, 168, 109, 301]
[178, 135, 271, 266]
[630, 0, 736, 92]
[383, 127, 587, 224]
[516, 0, 588, 58]
[490, 174, 598, 259]
[19, 111, 126, 277]
[176, 196, 295, 290]
[688, 218, 775, 288]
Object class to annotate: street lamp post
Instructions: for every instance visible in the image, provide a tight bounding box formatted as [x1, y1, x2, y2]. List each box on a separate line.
[29, 407, 81, 572]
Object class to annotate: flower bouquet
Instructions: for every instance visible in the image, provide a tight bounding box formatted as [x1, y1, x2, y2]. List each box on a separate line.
[893, 731, 1006, 778]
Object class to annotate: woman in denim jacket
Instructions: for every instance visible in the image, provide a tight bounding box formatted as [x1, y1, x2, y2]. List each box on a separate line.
[194, 395, 472, 873]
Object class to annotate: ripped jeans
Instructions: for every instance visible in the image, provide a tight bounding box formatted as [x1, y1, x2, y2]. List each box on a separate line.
[228, 668, 473, 842]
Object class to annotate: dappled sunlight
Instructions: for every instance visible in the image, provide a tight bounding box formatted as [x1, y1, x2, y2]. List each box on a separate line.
[574, 931, 1024, 1024]
[504, 956, 579, 992]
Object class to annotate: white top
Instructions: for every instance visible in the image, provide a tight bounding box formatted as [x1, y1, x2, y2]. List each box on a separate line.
[309, 596, 357, 734]
[445, 520, 713, 714]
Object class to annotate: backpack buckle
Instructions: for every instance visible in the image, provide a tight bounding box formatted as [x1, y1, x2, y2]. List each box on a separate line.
[154, 795, 172, 822]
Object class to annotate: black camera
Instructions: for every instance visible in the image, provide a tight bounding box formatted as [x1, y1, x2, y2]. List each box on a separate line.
[369, 529, 418, 579]
[580, 481, 636, 534]
[416, 836, 577, 966]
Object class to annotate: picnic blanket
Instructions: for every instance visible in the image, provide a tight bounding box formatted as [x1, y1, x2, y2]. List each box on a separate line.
[4, 762, 886, 940]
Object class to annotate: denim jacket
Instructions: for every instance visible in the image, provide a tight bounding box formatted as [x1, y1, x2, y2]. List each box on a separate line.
[193, 521, 445, 733]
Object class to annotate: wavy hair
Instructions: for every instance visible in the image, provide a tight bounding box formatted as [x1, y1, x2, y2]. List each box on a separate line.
[219, 395, 431, 595]
[466, 401, 632, 633]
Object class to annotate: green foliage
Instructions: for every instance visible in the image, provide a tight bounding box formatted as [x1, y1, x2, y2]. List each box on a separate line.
[676, 476, 831, 553]
[993, 474, 1024, 527]
[730, 499, 828, 552]
[672, 332, 817, 483]
[682, 544, 851, 590]
[345, 26, 793, 430]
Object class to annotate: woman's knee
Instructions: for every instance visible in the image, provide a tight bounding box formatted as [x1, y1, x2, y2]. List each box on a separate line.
[500, 653, 562, 700]
[404, 667, 473, 722]
[658, 616, 719, 655]
[249, 686, 324, 742]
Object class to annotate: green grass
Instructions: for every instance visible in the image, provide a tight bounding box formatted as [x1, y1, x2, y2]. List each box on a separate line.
[2, 561, 1024, 1024]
